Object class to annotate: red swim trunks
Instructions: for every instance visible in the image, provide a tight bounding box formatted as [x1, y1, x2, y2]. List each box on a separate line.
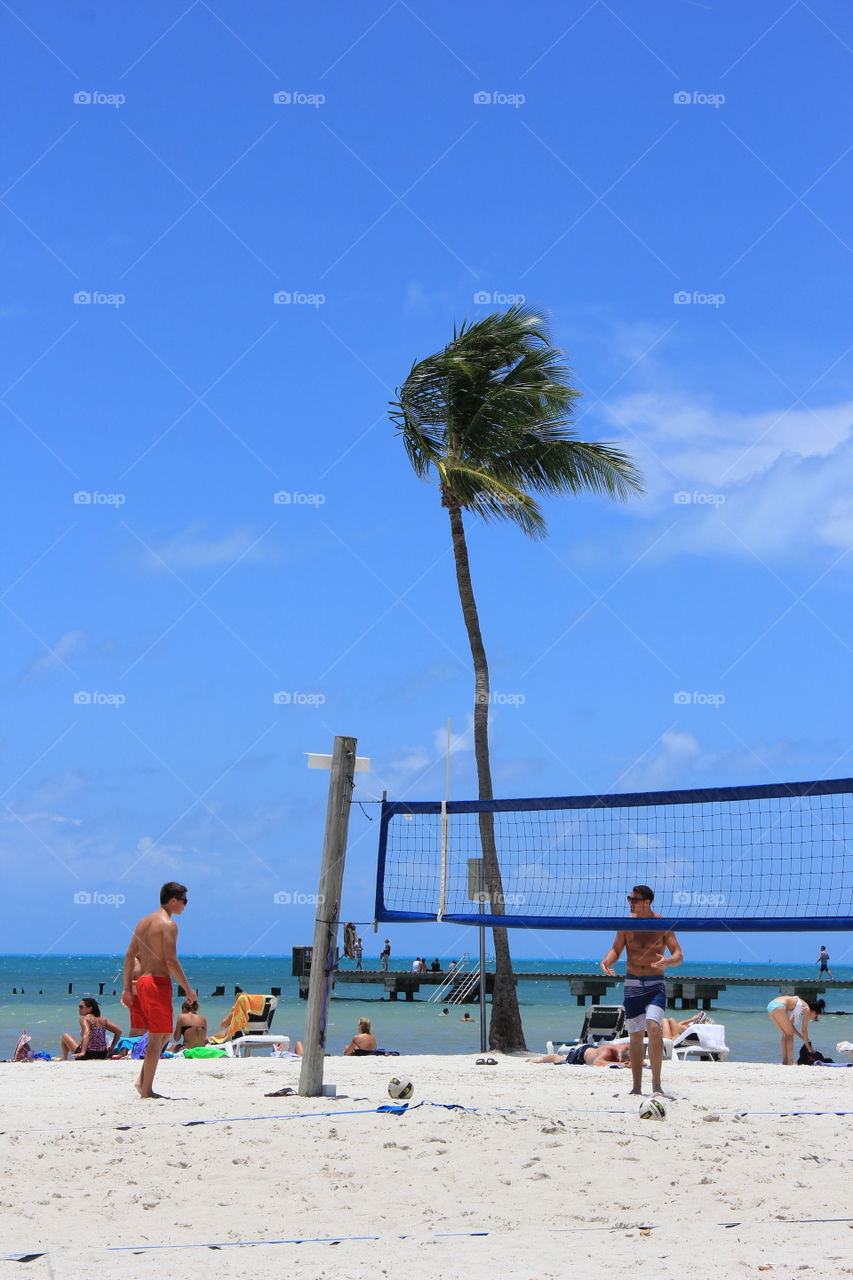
[131, 975, 174, 1034]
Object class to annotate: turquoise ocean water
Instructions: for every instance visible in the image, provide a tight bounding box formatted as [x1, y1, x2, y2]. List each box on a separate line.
[2, 955, 852, 1064]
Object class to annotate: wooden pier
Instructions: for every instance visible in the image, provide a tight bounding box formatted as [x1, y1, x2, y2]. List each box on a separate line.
[306, 969, 853, 1009]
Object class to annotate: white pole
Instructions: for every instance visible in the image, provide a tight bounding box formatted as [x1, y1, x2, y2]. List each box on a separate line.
[299, 735, 357, 1097]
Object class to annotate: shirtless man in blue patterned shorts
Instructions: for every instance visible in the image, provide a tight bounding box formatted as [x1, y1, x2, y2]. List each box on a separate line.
[601, 885, 682, 1098]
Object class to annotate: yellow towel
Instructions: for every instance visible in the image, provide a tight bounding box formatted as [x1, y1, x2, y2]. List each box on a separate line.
[209, 993, 267, 1042]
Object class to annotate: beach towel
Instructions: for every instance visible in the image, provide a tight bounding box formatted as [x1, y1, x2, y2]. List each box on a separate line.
[12, 1031, 32, 1062]
[673, 1023, 729, 1057]
[209, 992, 267, 1041]
[182, 1046, 227, 1058]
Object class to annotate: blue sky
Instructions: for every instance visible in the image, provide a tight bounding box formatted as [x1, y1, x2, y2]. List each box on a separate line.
[2, 1, 851, 965]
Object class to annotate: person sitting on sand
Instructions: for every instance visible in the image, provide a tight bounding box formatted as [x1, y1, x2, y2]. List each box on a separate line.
[343, 1017, 377, 1055]
[528, 1042, 631, 1067]
[170, 997, 208, 1052]
[60, 997, 122, 1060]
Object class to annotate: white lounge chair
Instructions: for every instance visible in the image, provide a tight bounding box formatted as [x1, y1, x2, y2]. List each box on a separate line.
[213, 994, 282, 1057]
[672, 1022, 729, 1061]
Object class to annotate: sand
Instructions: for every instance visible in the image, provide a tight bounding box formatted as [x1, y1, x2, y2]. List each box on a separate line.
[0, 1054, 850, 1279]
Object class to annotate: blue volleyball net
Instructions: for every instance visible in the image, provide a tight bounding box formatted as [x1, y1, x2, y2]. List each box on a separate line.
[374, 778, 853, 931]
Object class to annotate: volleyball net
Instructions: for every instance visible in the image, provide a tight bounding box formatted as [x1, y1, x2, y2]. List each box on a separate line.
[374, 778, 853, 931]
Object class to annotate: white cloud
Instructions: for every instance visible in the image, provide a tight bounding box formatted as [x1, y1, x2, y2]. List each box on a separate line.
[599, 392, 853, 556]
[139, 522, 279, 572]
[20, 629, 89, 681]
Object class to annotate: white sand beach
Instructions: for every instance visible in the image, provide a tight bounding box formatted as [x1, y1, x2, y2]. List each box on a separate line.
[0, 1055, 850, 1279]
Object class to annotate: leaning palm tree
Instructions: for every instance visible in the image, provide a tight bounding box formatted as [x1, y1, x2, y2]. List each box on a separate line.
[390, 306, 644, 1052]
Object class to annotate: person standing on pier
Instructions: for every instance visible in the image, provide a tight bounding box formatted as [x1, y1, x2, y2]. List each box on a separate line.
[816, 946, 834, 979]
[380, 938, 391, 972]
[600, 884, 682, 1098]
[354, 936, 363, 971]
[122, 882, 195, 1099]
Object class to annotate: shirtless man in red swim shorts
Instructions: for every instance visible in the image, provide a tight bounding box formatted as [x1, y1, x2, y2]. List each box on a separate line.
[122, 882, 196, 1099]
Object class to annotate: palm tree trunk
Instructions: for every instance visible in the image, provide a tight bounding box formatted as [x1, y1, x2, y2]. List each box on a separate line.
[445, 497, 526, 1052]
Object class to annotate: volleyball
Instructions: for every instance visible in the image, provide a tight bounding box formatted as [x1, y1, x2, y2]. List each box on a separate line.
[638, 1096, 667, 1120]
[388, 1076, 414, 1100]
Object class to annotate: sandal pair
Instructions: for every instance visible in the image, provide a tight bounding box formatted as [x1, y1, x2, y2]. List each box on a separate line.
[475, 1057, 497, 1066]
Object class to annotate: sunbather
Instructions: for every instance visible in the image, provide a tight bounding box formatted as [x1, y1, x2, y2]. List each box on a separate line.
[343, 1017, 377, 1055]
[661, 1012, 711, 1039]
[527, 1042, 630, 1066]
[170, 997, 208, 1052]
[60, 997, 122, 1060]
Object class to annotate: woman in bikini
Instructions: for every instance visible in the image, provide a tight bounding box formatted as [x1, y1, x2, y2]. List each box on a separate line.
[60, 997, 122, 1060]
[766, 995, 824, 1064]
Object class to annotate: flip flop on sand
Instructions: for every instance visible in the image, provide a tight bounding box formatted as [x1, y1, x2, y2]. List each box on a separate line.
[475, 1057, 498, 1066]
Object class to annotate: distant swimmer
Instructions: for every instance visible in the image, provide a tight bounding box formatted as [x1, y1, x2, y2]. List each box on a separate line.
[600, 884, 683, 1098]
[816, 946, 834, 980]
[122, 882, 195, 1098]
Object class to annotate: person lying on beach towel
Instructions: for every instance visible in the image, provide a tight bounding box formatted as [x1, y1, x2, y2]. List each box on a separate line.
[527, 1042, 631, 1067]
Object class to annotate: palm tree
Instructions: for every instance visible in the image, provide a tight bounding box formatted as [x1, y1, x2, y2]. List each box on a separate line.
[390, 306, 644, 1052]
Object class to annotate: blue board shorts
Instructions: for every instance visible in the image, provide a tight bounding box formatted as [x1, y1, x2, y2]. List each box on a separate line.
[624, 974, 667, 1034]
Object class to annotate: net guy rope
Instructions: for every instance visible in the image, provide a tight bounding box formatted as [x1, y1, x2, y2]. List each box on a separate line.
[375, 778, 853, 932]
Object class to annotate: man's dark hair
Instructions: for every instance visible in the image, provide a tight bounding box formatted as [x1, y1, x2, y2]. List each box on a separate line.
[633, 884, 654, 902]
[160, 881, 188, 905]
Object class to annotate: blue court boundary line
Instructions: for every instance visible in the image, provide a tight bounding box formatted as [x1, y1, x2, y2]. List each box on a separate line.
[3, 1098, 852, 1139]
[8, 1219, 853, 1261]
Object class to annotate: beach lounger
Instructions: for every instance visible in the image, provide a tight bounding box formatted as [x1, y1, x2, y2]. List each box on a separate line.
[546, 1004, 625, 1053]
[212, 994, 281, 1056]
[672, 1022, 729, 1061]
